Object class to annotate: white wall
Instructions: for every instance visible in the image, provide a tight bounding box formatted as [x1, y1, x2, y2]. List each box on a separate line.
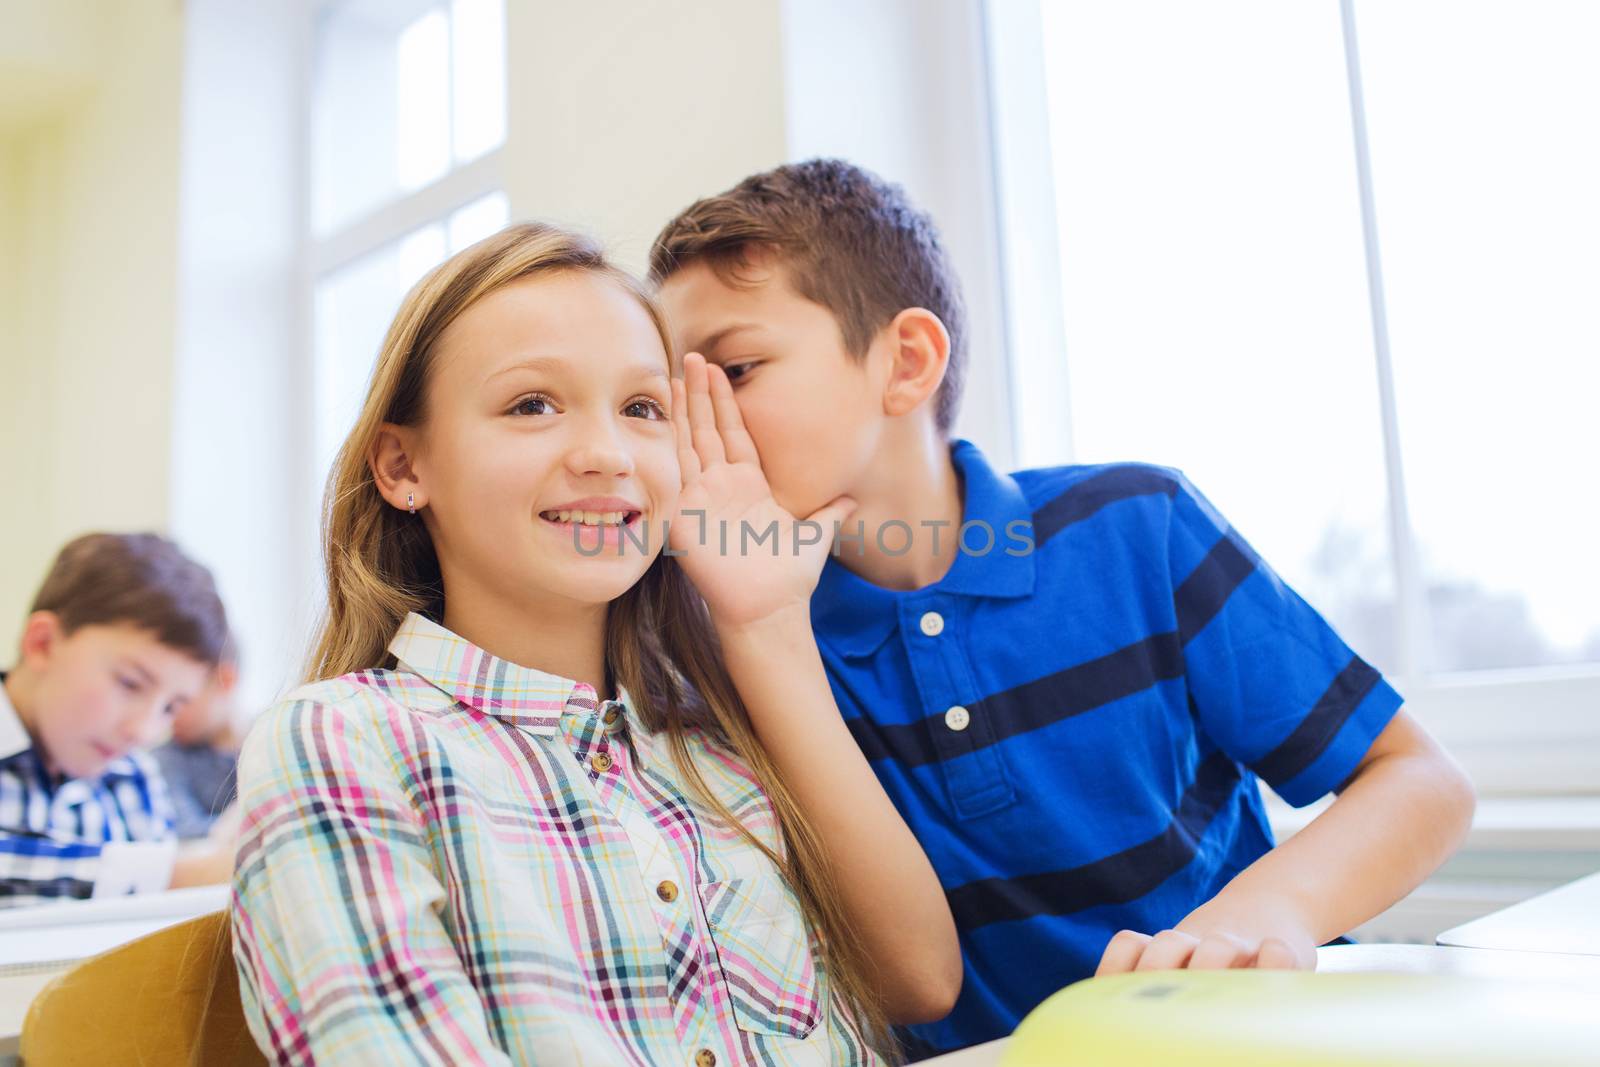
[169, 0, 310, 712]
[780, 0, 1015, 466]
[0, 0, 184, 656]
[501, 0, 790, 273]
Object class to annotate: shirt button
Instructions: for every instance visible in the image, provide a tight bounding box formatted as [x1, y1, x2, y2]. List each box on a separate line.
[602, 706, 621, 726]
[695, 1051, 717, 1067]
[944, 705, 971, 732]
[656, 880, 678, 903]
[919, 611, 945, 636]
[589, 752, 613, 773]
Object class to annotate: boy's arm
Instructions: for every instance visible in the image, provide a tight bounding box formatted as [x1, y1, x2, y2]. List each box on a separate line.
[1, 754, 179, 904]
[1099, 710, 1475, 973]
[0, 830, 178, 904]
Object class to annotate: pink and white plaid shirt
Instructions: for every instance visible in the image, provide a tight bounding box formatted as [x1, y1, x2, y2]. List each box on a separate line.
[230, 612, 878, 1066]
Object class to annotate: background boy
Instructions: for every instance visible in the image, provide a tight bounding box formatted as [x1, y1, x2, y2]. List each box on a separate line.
[650, 159, 1476, 1057]
[1, 532, 235, 907]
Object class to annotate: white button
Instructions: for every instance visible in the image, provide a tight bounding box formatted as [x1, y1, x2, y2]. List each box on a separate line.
[919, 611, 945, 636]
[944, 705, 970, 731]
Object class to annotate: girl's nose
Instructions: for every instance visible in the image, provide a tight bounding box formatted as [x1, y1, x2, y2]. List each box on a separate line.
[565, 423, 636, 479]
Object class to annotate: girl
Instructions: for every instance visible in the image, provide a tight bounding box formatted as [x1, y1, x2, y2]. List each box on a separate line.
[229, 223, 960, 1065]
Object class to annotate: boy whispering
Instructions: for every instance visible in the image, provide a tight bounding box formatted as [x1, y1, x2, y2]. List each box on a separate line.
[1, 533, 234, 907]
[650, 159, 1475, 1057]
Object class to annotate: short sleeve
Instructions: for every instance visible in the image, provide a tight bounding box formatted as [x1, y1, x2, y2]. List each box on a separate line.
[1165, 472, 1403, 807]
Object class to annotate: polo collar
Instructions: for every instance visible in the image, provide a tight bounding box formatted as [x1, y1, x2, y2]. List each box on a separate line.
[813, 440, 1037, 658]
[388, 613, 632, 734]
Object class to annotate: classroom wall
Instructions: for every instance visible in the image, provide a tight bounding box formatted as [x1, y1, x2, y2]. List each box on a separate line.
[501, 0, 791, 273]
[0, 0, 185, 656]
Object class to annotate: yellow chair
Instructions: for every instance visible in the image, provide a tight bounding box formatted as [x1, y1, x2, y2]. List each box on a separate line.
[20, 909, 267, 1066]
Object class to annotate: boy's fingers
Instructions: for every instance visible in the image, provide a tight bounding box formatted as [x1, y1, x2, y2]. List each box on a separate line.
[1253, 937, 1303, 971]
[684, 352, 725, 467]
[1095, 930, 1151, 977]
[707, 362, 759, 466]
[1188, 933, 1251, 970]
[1134, 929, 1199, 972]
[670, 378, 700, 484]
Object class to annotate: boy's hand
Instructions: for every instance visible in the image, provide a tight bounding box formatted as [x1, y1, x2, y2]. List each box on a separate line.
[169, 837, 236, 889]
[668, 352, 856, 629]
[1096, 902, 1318, 975]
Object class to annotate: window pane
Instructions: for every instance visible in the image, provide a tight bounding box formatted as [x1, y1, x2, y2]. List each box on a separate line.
[1037, 1, 1401, 673]
[312, 0, 505, 235]
[448, 190, 510, 252]
[312, 222, 446, 486]
[396, 9, 451, 192]
[452, 0, 507, 163]
[1357, 1, 1600, 671]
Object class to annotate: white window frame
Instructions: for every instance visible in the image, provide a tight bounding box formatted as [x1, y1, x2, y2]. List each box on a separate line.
[298, 0, 507, 438]
[981, 0, 1600, 796]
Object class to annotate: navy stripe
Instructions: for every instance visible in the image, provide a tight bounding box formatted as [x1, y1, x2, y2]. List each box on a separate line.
[944, 752, 1242, 929]
[845, 632, 1185, 768]
[1174, 534, 1258, 645]
[1032, 467, 1179, 546]
[1252, 656, 1382, 786]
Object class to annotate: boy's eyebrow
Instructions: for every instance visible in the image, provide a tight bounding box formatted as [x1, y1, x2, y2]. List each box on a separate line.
[122, 660, 157, 685]
[697, 323, 765, 354]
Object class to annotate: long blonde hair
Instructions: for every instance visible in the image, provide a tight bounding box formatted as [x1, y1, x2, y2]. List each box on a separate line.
[308, 222, 890, 1054]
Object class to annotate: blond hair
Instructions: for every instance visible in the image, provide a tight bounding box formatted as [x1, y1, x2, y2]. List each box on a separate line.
[307, 221, 891, 1055]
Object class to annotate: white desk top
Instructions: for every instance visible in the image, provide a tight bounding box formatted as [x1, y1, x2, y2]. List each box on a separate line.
[1437, 869, 1600, 955]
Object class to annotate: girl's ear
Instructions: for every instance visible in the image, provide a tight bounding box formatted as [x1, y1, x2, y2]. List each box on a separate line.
[370, 424, 427, 513]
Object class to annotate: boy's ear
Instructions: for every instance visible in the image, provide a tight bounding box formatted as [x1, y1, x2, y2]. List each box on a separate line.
[880, 307, 951, 419]
[18, 611, 64, 671]
[213, 660, 241, 693]
[369, 424, 427, 514]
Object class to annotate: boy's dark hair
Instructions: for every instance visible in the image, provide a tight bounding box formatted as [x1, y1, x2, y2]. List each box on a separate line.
[29, 533, 229, 667]
[649, 158, 968, 434]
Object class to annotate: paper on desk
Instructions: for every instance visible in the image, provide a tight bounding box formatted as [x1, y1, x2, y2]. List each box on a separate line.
[0, 917, 196, 970]
[0, 883, 227, 933]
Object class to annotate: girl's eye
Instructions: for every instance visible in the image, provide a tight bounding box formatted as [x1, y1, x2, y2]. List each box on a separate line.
[723, 362, 756, 384]
[510, 393, 556, 417]
[624, 397, 667, 420]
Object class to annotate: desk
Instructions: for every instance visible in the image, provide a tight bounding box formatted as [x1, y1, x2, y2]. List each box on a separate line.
[1438, 869, 1600, 955]
[0, 885, 229, 1061]
[910, 941, 1600, 1067]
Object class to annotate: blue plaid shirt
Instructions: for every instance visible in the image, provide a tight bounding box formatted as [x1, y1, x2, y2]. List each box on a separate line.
[0, 673, 178, 907]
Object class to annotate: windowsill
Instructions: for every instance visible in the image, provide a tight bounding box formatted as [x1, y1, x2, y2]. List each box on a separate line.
[1268, 794, 1600, 853]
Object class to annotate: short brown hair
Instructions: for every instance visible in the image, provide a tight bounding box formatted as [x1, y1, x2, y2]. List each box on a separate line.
[29, 533, 229, 667]
[649, 158, 968, 434]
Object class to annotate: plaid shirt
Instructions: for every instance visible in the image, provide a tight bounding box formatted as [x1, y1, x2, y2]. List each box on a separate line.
[231, 613, 878, 1066]
[0, 674, 178, 907]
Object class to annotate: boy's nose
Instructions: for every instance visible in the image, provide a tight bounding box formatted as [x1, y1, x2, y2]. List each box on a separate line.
[122, 702, 170, 750]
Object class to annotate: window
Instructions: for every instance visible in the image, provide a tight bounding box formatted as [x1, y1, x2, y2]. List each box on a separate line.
[987, 0, 1599, 791]
[307, 0, 509, 494]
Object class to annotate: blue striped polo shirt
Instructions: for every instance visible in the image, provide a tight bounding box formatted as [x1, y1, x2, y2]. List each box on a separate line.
[809, 440, 1403, 1056]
